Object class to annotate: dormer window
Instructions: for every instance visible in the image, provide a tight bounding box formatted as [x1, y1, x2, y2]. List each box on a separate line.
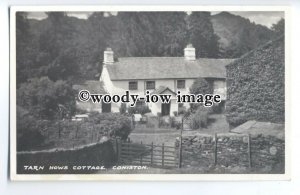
[177, 80, 185, 89]
[146, 81, 155, 90]
[129, 81, 138, 90]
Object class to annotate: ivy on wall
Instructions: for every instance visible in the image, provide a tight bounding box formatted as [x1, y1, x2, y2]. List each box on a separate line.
[225, 36, 285, 127]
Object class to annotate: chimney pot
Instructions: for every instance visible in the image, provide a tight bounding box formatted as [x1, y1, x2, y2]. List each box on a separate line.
[104, 48, 114, 64]
[184, 44, 196, 61]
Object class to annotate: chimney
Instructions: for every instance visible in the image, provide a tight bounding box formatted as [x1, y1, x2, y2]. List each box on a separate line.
[184, 44, 196, 61]
[103, 48, 114, 64]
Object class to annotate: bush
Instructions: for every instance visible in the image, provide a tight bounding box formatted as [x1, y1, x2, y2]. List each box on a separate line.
[159, 116, 171, 128]
[89, 113, 132, 140]
[178, 104, 187, 115]
[119, 103, 127, 114]
[146, 117, 159, 128]
[189, 78, 213, 112]
[128, 104, 151, 115]
[17, 77, 76, 120]
[190, 106, 210, 129]
[171, 117, 182, 129]
[17, 107, 46, 151]
[211, 101, 225, 114]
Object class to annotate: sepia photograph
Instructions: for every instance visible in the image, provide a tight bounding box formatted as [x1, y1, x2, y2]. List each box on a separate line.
[10, 6, 288, 180]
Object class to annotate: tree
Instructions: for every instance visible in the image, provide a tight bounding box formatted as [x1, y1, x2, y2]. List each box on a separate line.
[17, 77, 76, 120]
[271, 18, 285, 36]
[188, 12, 220, 58]
[190, 78, 213, 95]
[156, 12, 188, 56]
[189, 78, 213, 112]
[113, 12, 159, 57]
[83, 12, 116, 78]
[37, 12, 80, 82]
[16, 12, 39, 85]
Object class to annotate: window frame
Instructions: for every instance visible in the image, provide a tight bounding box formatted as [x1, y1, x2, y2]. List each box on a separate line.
[128, 81, 138, 90]
[177, 79, 186, 89]
[146, 80, 155, 90]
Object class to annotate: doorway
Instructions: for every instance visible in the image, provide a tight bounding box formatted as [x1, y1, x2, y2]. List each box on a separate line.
[161, 102, 171, 116]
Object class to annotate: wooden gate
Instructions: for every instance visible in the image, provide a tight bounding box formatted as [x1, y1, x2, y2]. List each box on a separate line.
[117, 141, 178, 168]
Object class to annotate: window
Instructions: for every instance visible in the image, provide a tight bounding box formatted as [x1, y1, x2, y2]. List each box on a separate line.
[177, 80, 185, 89]
[129, 81, 138, 90]
[136, 100, 145, 108]
[146, 81, 155, 90]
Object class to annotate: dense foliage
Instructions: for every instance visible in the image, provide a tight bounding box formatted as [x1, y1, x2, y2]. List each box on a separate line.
[226, 36, 285, 127]
[188, 12, 220, 58]
[17, 77, 76, 120]
[127, 104, 151, 115]
[17, 107, 47, 151]
[189, 78, 213, 112]
[89, 112, 132, 140]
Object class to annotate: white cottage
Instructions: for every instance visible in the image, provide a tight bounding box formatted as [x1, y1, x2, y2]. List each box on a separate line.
[100, 45, 234, 116]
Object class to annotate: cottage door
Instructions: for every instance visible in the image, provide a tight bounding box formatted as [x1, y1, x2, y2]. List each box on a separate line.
[161, 102, 171, 116]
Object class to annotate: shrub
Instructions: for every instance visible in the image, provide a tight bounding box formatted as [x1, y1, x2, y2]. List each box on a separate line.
[17, 77, 76, 120]
[89, 113, 132, 140]
[171, 117, 182, 129]
[211, 101, 225, 114]
[119, 103, 127, 114]
[159, 117, 171, 128]
[190, 106, 210, 129]
[136, 104, 151, 115]
[128, 104, 151, 115]
[146, 117, 158, 128]
[127, 106, 136, 115]
[178, 104, 187, 115]
[17, 107, 46, 151]
[173, 111, 178, 117]
[189, 78, 213, 112]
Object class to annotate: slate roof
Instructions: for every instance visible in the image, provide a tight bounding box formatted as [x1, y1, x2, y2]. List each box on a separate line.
[230, 120, 284, 140]
[106, 57, 235, 81]
[73, 80, 106, 94]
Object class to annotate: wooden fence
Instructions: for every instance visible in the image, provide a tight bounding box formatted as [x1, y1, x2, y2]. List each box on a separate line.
[115, 140, 178, 168]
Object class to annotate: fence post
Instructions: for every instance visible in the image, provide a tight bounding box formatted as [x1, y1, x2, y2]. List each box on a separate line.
[178, 136, 183, 168]
[151, 142, 154, 165]
[178, 117, 184, 168]
[115, 139, 119, 164]
[75, 122, 78, 138]
[162, 143, 165, 167]
[127, 141, 130, 163]
[58, 121, 61, 139]
[92, 123, 95, 142]
[140, 141, 143, 166]
[248, 134, 252, 168]
[214, 133, 218, 166]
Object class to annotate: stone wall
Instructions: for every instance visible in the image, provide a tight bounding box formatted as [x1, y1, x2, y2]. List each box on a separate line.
[17, 140, 117, 174]
[179, 132, 284, 173]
